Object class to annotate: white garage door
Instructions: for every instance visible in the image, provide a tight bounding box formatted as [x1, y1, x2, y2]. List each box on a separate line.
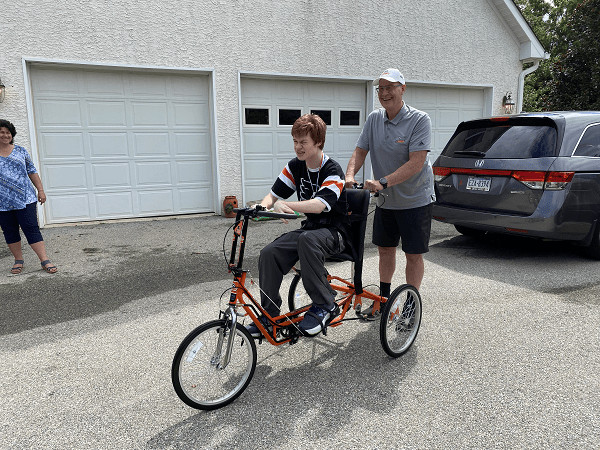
[403, 85, 485, 163]
[241, 78, 367, 203]
[30, 65, 215, 224]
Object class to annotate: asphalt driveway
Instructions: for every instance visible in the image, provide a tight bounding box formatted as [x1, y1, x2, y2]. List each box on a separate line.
[1, 210, 598, 448]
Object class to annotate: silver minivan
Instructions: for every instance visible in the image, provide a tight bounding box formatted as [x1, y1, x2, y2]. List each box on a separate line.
[432, 111, 600, 257]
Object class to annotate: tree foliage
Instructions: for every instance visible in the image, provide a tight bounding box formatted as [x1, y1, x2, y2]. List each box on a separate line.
[515, 0, 600, 111]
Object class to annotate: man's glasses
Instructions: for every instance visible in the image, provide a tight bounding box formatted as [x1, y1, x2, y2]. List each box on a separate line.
[375, 84, 402, 93]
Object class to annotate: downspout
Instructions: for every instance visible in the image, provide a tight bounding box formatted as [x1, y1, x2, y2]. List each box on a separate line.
[517, 59, 541, 113]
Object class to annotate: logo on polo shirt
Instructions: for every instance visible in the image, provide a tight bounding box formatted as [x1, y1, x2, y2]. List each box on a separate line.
[396, 139, 405, 143]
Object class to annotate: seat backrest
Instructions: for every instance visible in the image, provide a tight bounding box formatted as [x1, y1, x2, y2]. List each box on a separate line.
[327, 189, 370, 294]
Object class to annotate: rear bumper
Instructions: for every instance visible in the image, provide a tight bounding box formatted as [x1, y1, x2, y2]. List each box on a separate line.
[432, 203, 594, 243]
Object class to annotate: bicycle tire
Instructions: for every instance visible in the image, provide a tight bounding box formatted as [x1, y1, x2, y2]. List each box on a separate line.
[287, 273, 312, 312]
[172, 319, 257, 410]
[379, 284, 422, 357]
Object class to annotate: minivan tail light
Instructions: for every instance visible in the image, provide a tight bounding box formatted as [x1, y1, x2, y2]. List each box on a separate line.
[433, 167, 451, 182]
[511, 171, 546, 189]
[511, 170, 574, 190]
[544, 171, 574, 190]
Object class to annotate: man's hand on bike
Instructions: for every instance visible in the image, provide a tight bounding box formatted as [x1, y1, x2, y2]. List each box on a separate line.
[364, 179, 384, 193]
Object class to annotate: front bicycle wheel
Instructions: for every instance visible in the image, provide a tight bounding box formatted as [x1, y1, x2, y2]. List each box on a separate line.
[172, 319, 257, 410]
[287, 272, 312, 312]
[379, 284, 422, 357]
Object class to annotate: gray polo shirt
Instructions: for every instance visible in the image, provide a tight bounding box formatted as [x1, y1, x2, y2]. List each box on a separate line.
[356, 103, 435, 210]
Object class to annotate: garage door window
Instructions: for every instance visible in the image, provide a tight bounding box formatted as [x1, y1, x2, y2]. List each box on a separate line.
[244, 107, 270, 126]
[278, 108, 302, 126]
[310, 109, 332, 125]
[340, 110, 360, 126]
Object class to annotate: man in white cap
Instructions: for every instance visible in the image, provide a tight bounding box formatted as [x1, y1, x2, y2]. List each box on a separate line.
[345, 68, 434, 318]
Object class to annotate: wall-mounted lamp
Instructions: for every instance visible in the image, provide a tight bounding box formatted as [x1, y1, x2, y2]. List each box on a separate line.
[0, 78, 5, 103]
[502, 92, 515, 114]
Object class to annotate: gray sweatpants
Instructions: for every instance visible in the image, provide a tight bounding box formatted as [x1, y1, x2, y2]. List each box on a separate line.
[258, 227, 344, 317]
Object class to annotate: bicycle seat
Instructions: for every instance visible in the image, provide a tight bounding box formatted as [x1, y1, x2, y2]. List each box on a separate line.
[326, 189, 370, 294]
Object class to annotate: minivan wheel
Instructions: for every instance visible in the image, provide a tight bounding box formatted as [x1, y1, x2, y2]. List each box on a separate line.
[454, 225, 487, 237]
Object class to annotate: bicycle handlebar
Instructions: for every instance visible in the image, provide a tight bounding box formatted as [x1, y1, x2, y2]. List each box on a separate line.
[233, 207, 299, 220]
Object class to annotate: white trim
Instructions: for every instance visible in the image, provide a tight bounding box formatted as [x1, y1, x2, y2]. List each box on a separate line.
[209, 71, 220, 214]
[21, 58, 46, 226]
[22, 57, 219, 221]
[237, 71, 247, 207]
[22, 56, 215, 74]
[240, 70, 373, 83]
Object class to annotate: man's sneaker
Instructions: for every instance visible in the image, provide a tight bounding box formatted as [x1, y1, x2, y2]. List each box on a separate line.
[298, 304, 336, 336]
[359, 302, 382, 320]
[246, 316, 272, 338]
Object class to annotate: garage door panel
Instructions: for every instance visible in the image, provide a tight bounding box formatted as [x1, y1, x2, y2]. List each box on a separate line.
[129, 74, 168, 97]
[462, 108, 484, 121]
[438, 109, 461, 128]
[92, 163, 131, 188]
[89, 133, 129, 157]
[173, 102, 208, 126]
[136, 162, 172, 185]
[176, 160, 212, 184]
[138, 190, 174, 213]
[276, 133, 292, 155]
[84, 72, 125, 96]
[307, 83, 335, 102]
[47, 195, 90, 221]
[179, 188, 212, 211]
[95, 192, 134, 216]
[132, 102, 169, 126]
[33, 70, 79, 95]
[336, 85, 365, 104]
[244, 133, 273, 154]
[245, 159, 274, 182]
[438, 89, 461, 106]
[276, 81, 303, 102]
[173, 133, 211, 156]
[245, 185, 269, 203]
[41, 133, 85, 158]
[462, 90, 484, 105]
[38, 100, 82, 126]
[45, 164, 87, 189]
[172, 76, 209, 98]
[87, 101, 127, 126]
[241, 79, 273, 102]
[133, 133, 170, 156]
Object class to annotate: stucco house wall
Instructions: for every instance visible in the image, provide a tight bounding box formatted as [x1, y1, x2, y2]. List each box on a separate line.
[0, 0, 541, 223]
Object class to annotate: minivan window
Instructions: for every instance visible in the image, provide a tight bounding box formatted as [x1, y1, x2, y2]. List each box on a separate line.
[573, 124, 600, 157]
[443, 124, 558, 159]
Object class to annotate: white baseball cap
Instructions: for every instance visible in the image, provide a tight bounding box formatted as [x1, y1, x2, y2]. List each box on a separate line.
[373, 68, 406, 86]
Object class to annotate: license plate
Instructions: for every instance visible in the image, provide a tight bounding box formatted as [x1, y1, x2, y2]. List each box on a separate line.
[466, 176, 491, 191]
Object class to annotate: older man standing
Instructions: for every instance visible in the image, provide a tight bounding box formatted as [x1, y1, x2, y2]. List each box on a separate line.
[345, 68, 434, 318]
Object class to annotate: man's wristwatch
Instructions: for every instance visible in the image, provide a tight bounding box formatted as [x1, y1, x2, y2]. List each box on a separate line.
[379, 177, 388, 189]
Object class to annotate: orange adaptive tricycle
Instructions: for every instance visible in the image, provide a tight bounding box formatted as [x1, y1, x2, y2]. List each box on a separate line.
[171, 189, 422, 410]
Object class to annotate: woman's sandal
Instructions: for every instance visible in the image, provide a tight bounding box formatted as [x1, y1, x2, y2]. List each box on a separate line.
[41, 259, 58, 274]
[11, 260, 24, 274]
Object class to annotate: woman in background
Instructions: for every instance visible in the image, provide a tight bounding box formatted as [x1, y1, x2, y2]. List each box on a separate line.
[0, 119, 57, 274]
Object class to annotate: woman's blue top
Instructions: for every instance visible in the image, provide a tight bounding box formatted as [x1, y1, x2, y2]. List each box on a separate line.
[0, 144, 39, 211]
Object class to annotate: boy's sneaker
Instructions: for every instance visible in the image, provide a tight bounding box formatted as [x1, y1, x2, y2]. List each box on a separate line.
[298, 304, 337, 336]
[246, 316, 272, 339]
